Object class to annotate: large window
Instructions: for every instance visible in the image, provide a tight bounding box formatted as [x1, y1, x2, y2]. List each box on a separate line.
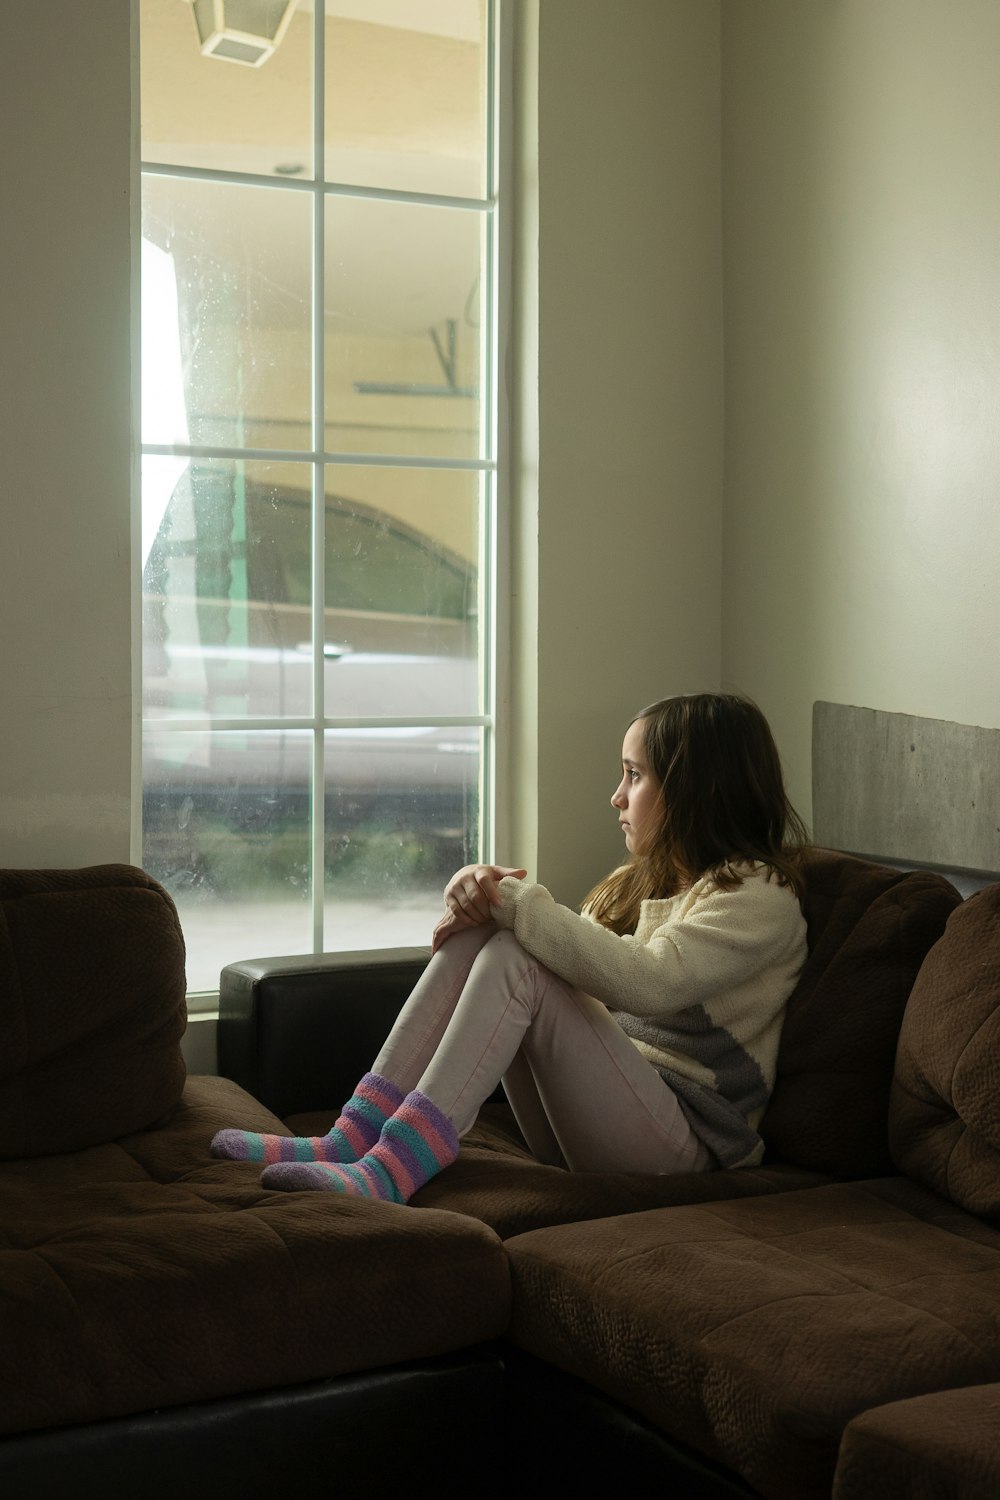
[139, 0, 500, 995]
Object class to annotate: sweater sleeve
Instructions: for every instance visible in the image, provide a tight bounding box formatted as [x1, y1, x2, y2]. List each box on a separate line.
[492, 872, 802, 1022]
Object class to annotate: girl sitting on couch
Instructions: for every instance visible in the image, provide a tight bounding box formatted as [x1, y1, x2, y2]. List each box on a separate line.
[211, 692, 809, 1199]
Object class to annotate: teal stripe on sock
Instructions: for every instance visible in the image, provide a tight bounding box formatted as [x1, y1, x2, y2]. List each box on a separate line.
[349, 1096, 387, 1132]
[293, 1137, 316, 1162]
[326, 1126, 351, 1157]
[344, 1156, 403, 1203]
[247, 1135, 266, 1163]
[384, 1115, 442, 1180]
[335, 1163, 365, 1192]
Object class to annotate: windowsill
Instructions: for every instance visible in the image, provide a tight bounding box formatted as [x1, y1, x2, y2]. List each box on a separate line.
[181, 1009, 219, 1076]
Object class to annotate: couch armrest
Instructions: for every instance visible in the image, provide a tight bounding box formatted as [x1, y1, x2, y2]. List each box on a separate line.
[217, 948, 430, 1118]
[834, 1384, 1000, 1500]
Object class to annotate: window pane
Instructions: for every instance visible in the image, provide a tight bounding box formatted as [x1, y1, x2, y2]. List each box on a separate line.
[143, 459, 314, 721]
[323, 466, 480, 719]
[325, 0, 488, 199]
[142, 176, 311, 451]
[143, 727, 313, 989]
[323, 726, 480, 947]
[325, 197, 483, 459]
[141, 0, 313, 179]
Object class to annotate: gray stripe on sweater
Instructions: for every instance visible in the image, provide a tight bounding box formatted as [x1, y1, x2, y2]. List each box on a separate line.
[658, 1069, 764, 1168]
[612, 1005, 771, 1168]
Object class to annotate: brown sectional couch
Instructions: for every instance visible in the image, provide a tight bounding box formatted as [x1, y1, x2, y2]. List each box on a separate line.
[3, 850, 998, 1498]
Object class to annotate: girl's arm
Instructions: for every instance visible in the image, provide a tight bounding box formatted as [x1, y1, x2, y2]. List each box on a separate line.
[492, 874, 804, 1020]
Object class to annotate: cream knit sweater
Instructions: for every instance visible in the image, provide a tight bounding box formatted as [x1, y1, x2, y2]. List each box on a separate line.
[493, 864, 807, 1168]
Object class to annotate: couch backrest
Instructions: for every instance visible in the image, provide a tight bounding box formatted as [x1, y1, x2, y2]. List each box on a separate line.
[890, 883, 1000, 1217]
[760, 848, 961, 1177]
[0, 865, 187, 1158]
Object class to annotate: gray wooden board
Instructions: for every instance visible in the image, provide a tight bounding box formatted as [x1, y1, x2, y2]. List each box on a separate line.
[812, 701, 1000, 875]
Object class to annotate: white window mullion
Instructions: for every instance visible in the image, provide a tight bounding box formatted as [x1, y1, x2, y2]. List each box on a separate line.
[130, 0, 144, 869]
[489, 0, 513, 864]
[143, 716, 491, 734]
[144, 443, 494, 475]
[310, 0, 327, 955]
[141, 158, 492, 217]
[476, 0, 496, 862]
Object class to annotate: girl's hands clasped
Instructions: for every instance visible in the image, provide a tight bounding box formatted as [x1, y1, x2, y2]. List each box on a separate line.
[431, 863, 528, 953]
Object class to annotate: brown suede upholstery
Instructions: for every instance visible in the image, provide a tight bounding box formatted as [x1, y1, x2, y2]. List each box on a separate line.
[283, 1103, 832, 1240]
[891, 884, 1000, 1219]
[834, 1384, 1000, 1500]
[759, 847, 960, 1177]
[0, 865, 187, 1158]
[504, 884, 1000, 1498]
[0, 869, 511, 1442]
[506, 1177, 1000, 1500]
[411, 1107, 829, 1238]
[0, 1074, 510, 1438]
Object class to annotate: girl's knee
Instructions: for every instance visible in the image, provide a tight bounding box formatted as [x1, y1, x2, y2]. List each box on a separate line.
[440, 922, 498, 960]
[480, 929, 530, 964]
[476, 931, 564, 1004]
[467, 930, 541, 989]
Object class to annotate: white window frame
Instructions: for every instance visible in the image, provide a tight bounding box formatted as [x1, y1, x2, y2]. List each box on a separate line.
[132, 0, 509, 1009]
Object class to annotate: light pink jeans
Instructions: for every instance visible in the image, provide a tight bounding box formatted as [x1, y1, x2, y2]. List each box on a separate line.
[372, 924, 712, 1175]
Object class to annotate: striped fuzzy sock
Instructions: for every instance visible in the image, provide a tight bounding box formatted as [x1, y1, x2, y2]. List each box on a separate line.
[260, 1090, 459, 1203]
[210, 1072, 405, 1166]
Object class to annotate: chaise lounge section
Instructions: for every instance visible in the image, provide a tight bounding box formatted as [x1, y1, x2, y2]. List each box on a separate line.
[0, 866, 510, 1500]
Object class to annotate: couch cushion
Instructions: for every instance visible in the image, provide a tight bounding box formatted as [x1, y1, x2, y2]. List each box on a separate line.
[506, 1179, 1000, 1499]
[759, 848, 960, 1177]
[0, 865, 187, 1158]
[285, 1101, 831, 1239]
[833, 1384, 1000, 1500]
[891, 883, 1000, 1218]
[0, 1074, 511, 1439]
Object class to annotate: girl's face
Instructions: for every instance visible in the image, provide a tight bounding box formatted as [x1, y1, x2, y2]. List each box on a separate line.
[611, 718, 663, 856]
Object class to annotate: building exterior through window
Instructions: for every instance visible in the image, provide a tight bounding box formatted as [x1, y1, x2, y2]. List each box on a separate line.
[139, 0, 500, 996]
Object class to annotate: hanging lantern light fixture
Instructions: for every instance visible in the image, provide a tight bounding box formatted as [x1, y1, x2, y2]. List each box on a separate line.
[185, 0, 300, 68]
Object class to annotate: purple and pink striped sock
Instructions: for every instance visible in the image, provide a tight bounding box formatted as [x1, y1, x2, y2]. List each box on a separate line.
[209, 1072, 405, 1165]
[260, 1090, 459, 1203]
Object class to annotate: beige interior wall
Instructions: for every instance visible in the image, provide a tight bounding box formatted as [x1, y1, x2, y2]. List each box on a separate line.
[0, 2, 134, 866]
[721, 0, 1000, 827]
[509, 0, 724, 903]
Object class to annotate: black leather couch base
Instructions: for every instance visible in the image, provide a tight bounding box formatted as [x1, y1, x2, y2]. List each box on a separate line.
[1, 1349, 506, 1500]
[505, 1350, 758, 1497]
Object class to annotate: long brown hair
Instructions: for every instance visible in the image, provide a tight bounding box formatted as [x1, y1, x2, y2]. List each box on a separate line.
[585, 693, 809, 935]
